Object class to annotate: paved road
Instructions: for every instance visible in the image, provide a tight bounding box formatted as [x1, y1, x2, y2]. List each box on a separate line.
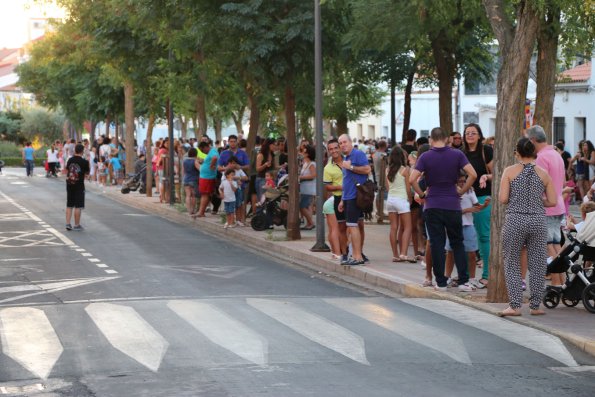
[0, 169, 594, 397]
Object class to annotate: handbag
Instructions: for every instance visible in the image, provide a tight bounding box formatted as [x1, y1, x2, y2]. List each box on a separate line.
[356, 180, 377, 211]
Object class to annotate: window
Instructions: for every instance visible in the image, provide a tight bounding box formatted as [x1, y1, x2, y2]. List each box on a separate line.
[368, 125, 375, 139]
[463, 112, 479, 124]
[357, 124, 363, 138]
[553, 117, 565, 143]
[420, 130, 429, 138]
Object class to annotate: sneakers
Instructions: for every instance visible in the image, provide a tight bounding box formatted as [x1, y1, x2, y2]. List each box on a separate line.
[236, 221, 245, 227]
[65, 224, 72, 231]
[73, 225, 84, 231]
[458, 283, 476, 292]
[362, 253, 370, 263]
[341, 257, 365, 266]
[223, 223, 229, 229]
[434, 285, 447, 292]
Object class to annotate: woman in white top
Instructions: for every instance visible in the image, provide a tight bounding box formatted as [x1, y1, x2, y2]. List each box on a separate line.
[386, 146, 414, 262]
[299, 144, 316, 230]
[46, 144, 59, 177]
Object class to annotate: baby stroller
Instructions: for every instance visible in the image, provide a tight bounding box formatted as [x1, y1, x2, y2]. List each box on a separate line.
[251, 174, 289, 231]
[543, 212, 595, 313]
[0, 159, 4, 174]
[121, 164, 146, 194]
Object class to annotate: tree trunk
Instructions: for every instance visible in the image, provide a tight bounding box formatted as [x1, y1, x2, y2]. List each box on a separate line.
[402, 68, 415, 142]
[431, 37, 456, 134]
[533, 6, 560, 142]
[115, 119, 119, 144]
[180, 115, 188, 140]
[145, 113, 155, 197]
[89, 120, 97, 144]
[483, 0, 540, 303]
[196, 95, 208, 137]
[335, 115, 348, 137]
[231, 106, 246, 135]
[246, 89, 260, 155]
[300, 113, 313, 142]
[105, 115, 110, 138]
[62, 119, 70, 141]
[124, 82, 135, 173]
[213, 118, 222, 142]
[285, 85, 301, 240]
[390, 79, 396, 144]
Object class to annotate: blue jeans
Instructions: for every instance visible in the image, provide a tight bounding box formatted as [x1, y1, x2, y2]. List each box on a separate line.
[424, 208, 469, 287]
[25, 160, 34, 176]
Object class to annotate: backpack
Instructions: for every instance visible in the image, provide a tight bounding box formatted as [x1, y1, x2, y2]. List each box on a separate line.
[356, 180, 376, 211]
[67, 162, 81, 185]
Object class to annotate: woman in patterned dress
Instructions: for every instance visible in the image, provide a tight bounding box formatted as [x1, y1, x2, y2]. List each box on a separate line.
[498, 137, 557, 317]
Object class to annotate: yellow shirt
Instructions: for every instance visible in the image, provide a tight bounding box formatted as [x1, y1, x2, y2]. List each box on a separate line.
[323, 160, 343, 197]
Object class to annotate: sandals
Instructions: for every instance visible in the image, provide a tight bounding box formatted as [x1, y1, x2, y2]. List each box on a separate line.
[497, 307, 522, 317]
[392, 256, 404, 262]
[421, 279, 433, 287]
[475, 278, 488, 289]
[530, 309, 546, 316]
[393, 255, 415, 262]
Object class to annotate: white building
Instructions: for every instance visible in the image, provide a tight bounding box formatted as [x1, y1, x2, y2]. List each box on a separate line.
[553, 60, 595, 153]
[347, 59, 593, 149]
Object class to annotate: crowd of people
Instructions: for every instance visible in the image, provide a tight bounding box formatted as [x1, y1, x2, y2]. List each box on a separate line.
[36, 124, 594, 313]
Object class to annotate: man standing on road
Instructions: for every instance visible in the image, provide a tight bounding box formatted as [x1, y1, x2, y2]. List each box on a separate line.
[372, 140, 388, 222]
[324, 139, 348, 260]
[528, 125, 566, 287]
[410, 127, 477, 291]
[337, 134, 371, 266]
[65, 144, 90, 231]
[22, 141, 35, 177]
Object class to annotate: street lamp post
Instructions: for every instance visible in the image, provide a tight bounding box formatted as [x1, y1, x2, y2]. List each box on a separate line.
[168, 50, 175, 206]
[311, 0, 330, 253]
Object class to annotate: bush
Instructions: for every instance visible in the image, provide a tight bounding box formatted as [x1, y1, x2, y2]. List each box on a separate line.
[0, 141, 48, 158]
[0, 157, 46, 167]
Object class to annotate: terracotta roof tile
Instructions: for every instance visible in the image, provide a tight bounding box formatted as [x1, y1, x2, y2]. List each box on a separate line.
[559, 62, 591, 83]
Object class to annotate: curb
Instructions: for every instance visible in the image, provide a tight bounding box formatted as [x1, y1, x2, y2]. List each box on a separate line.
[93, 186, 595, 359]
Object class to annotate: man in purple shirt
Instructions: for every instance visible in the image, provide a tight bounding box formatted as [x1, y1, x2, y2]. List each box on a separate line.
[528, 125, 566, 287]
[410, 127, 477, 291]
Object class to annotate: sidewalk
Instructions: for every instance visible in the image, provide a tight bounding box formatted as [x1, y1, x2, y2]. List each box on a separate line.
[89, 183, 595, 358]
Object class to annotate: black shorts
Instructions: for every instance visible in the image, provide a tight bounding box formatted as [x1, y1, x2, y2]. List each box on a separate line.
[248, 175, 257, 196]
[67, 186, 85, 209]
[333, 195, 346, 222]
[344, 199, 363, 227]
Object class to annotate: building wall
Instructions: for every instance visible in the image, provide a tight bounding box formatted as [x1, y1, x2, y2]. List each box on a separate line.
[553, 89, 595, 153]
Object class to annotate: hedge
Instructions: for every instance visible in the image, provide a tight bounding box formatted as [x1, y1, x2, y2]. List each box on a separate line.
[0, 158, 46, 167]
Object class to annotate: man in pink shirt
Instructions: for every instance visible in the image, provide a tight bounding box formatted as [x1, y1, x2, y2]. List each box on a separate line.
[528, 125, 566, 287]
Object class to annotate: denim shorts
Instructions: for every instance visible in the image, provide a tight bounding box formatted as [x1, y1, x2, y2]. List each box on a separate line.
[344, 199, 363, 227]
[546, 214, 564, 244]
[445, 225, 478, 252]
[235, 188, 244, 209]
[224, 201, 236, 214]
[299, 194, 314, 209]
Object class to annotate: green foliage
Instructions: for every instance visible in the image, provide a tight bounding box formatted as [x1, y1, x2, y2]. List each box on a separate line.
[0, 112, 23, 143]
[20, 108, 65, 144]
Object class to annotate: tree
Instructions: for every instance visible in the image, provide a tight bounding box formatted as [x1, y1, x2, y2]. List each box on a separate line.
[483, 0, 541, 302]
[20, 108, 65, 143]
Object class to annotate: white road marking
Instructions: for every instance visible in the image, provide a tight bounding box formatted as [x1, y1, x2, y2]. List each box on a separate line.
[88, 258, 100, 263]
[122, 213, 150, 217]
[0, 277, 118, 304]
[247, 298, 369, 365]
[104, 270, 118, 274]
[0, 213, 30, 221]
[85, 303, 169, 372]
[75, 249, 86, 252]
[326, 298, 471, 364]
[549, 365, 595, 378]
[44, 228, 73, 246]
[0, 230, 63, 247]
[0, 258, 42, 262]
[402, 298, 578, 367]
[81, 253, 92, 257]
[96, 264, 108, 268]
[168, 300, 268, 365]
[9, 182, 27, 185]
[0, 307, 63, 379]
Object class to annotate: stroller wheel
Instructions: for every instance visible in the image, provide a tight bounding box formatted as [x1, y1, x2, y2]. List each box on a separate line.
[543, 289, 560, 309]
[251, 214, 268, 231]
[562, 297, 580, 307]
[582, 283, 595, 314]
[121, 187, 131, 194]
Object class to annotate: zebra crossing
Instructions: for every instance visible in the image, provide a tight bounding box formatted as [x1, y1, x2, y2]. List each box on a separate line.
[0, 297, 582, 381]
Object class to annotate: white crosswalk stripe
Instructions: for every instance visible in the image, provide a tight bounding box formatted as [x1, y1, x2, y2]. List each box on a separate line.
[168, 300, 268, 365]
[0, 307, 63, 379]
[0, 297, 585, 379]
[402, 298, 579, 367]
[326, 298, 472, 364]
[85, 303, 169, 372]
[247, 298, 370, 365]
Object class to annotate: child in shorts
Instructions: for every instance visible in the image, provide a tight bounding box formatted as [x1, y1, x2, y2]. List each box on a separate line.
[219, 169, 238, 228]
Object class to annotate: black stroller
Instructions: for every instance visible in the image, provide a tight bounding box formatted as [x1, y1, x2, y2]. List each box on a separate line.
[251, 175, 289, 231]
[0, 159, 4, 175]
[543, 213, 595, 313]
[121, 164, 146, 194]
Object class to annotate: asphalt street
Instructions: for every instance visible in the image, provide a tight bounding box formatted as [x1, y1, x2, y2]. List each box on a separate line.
[0, 168, 594, 397]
